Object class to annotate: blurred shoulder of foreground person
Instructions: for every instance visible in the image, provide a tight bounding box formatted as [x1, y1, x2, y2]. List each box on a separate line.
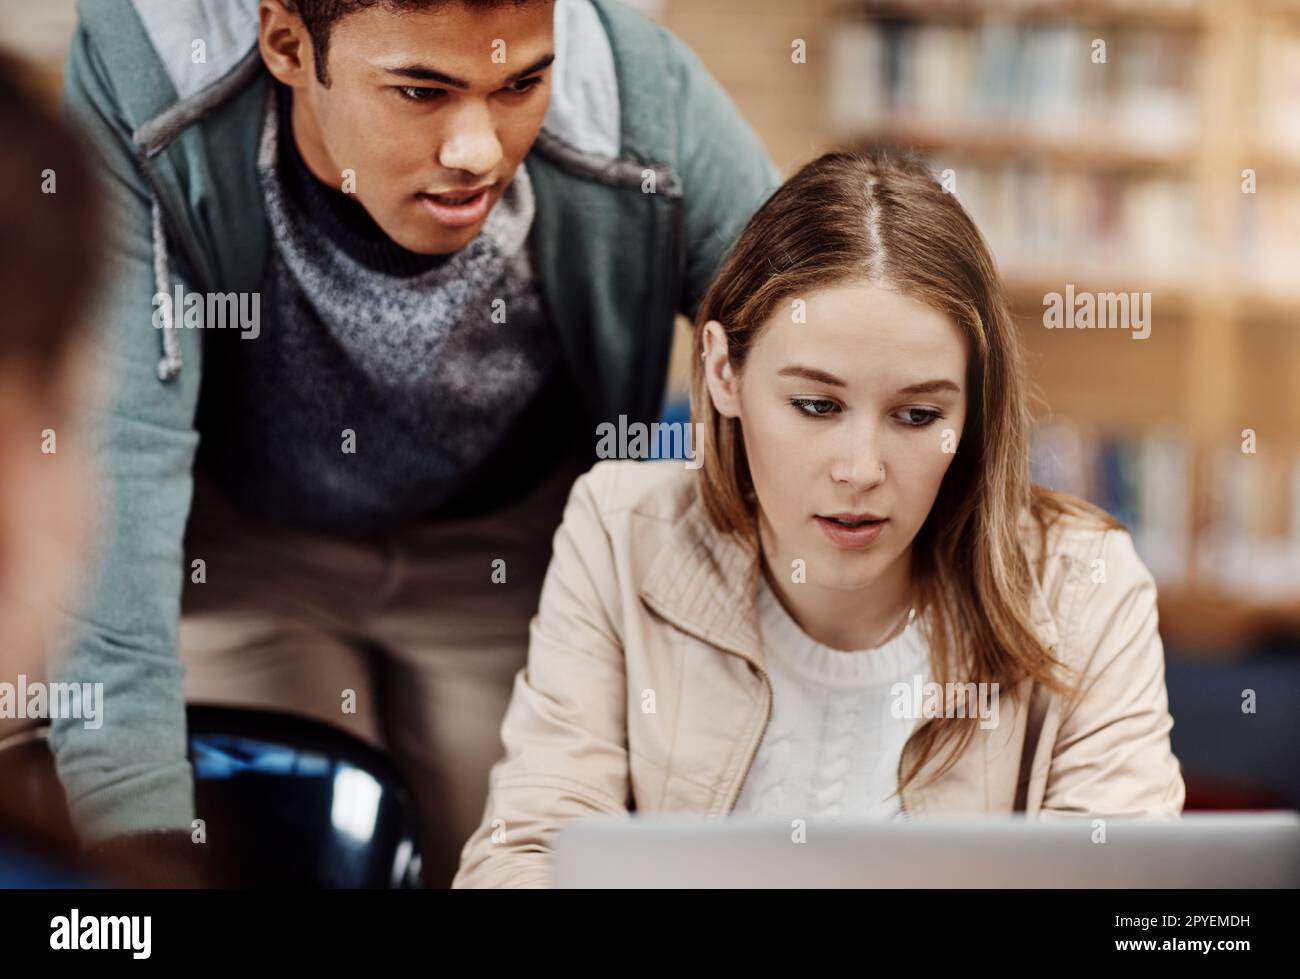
[0, 50, 189, 888]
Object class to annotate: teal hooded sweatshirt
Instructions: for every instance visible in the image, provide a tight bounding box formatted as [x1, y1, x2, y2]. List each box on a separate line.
[51, 0, 779, 844]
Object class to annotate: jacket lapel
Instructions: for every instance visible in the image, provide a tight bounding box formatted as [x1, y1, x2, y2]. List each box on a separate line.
[638, 493, 766, 673]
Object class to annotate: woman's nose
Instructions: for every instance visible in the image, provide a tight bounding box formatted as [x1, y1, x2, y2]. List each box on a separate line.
[829, 428, 887, 488]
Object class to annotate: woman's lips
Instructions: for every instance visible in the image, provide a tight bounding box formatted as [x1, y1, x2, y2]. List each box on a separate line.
[417, 185, 493, 228]
[815, 515, 887, 548]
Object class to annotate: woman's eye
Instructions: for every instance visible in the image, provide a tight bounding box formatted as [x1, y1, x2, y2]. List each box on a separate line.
[897, 407, 942, 427]
[397, 86, 442, 103]
[790, 397, 839, 418]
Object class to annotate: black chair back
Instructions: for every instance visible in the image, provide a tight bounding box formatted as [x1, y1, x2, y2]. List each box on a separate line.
[187, 706, 423, 887]
[0, 707, 423, 888]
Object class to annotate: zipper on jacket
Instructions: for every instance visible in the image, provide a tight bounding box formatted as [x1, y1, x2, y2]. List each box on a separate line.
[897, 746, 911, 821]
[723, 664, 773, 814]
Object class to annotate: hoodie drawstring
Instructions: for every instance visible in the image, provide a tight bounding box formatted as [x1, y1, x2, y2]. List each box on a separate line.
[151, 198, 182, 382]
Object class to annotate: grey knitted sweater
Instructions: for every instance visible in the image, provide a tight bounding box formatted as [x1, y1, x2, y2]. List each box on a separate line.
[194, 86, 584, 537]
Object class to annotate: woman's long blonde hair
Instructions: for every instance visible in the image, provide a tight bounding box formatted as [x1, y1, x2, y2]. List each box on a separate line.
[690, 151, 1122, 794]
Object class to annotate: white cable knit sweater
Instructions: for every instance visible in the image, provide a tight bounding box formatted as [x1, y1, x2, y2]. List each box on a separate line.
[731, 574, 932, 823]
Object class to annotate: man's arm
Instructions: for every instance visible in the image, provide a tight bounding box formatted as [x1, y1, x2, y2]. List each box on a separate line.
[664, 28, 782, 321]
[48, 20, 205, 847]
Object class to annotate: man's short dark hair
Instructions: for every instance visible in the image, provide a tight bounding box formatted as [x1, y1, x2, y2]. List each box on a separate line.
[285, 0, 544, 86]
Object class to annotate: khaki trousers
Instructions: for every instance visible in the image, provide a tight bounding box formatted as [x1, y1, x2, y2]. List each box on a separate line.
[178, 457, 585, 888]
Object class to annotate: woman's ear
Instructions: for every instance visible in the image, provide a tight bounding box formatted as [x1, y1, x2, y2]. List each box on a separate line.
[701, 320, 742, 419]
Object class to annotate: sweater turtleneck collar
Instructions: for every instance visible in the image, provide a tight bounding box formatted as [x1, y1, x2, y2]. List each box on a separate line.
[755, 571, 928, 691]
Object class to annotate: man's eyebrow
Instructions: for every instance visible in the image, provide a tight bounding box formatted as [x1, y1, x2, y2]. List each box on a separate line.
[380, 53, 556, 89]
[776, 366, 962, 396]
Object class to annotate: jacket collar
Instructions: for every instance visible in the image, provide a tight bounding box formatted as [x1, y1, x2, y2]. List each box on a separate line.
[639, 487, 1063, 669]
[639, 490, 766, 671]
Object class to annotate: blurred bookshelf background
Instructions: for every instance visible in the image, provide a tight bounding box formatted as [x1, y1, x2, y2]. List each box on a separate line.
[3, 0, 1297, 808]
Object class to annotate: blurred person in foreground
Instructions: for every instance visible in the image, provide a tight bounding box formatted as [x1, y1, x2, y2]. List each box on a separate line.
[0, 51, 127, 886]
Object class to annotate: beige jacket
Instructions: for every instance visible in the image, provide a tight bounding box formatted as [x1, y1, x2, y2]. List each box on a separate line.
[453, 460, 1185, 888]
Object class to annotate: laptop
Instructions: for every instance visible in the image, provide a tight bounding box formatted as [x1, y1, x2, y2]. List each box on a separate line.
[552, 811, 1300, 888]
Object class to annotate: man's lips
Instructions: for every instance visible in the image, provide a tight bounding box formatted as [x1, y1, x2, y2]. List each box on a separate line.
[417, 185, 494, 228]
[422, 184, 494, 203]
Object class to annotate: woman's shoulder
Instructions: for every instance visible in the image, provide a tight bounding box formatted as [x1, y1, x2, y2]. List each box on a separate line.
[570, 459, 703, 526]
[1019, 489, 1160, 652]
[1020, 488, 1133, 572]
[551, 460, 714, 614]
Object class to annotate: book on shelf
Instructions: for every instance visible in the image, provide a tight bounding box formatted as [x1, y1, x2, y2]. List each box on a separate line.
[1031, 421, 1300, 600]
[828, 18, 1198, 153]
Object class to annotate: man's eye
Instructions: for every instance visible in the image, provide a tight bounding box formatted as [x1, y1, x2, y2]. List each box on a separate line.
[506, 76, 543, 94]
[397, 86, 442, 103]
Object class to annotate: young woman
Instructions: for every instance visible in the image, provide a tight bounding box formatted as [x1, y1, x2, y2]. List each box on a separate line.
[453, 152, 1185, 889]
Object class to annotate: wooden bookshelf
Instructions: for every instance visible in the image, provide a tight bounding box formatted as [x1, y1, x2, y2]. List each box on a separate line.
[841, 0, 1300, 645]
[836, 0, 1210, 31]
[851, 117, 1198, 172]
[1158, 587, 1300, 652]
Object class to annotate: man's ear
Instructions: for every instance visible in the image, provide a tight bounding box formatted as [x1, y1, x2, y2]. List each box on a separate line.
[259, 0, 313, 87]
[701, 319, 742, 419]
